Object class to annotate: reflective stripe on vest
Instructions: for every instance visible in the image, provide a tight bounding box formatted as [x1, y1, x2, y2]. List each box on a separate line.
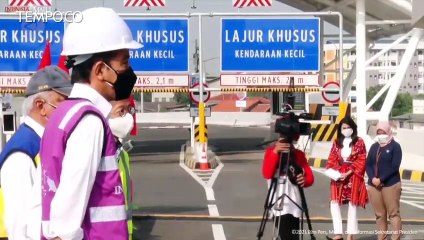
[89, 205, 127, 223]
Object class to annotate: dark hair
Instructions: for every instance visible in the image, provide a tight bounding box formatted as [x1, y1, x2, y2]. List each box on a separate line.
[336, 116, 358, 148]
[69, 50, 120, 84]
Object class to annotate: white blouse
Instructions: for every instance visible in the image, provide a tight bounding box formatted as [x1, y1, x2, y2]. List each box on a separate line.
[341, 138, 353, 161]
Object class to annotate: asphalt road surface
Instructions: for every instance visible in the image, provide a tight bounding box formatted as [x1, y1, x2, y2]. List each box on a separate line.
[129, 124, 424, 240]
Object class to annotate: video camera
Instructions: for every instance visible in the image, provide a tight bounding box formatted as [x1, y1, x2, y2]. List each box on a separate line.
[274, 110, 313, 141]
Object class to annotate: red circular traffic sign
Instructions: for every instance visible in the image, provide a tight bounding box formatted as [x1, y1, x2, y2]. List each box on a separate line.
[321, 81, 340, 104]
[236, 92, 247, 100]
[189, 83, 210, 104]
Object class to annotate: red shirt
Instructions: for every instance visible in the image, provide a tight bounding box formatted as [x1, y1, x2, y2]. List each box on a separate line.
[262, 146, 314, 188]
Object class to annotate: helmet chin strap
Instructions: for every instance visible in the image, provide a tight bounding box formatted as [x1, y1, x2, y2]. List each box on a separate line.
[72, 54, 93, 66]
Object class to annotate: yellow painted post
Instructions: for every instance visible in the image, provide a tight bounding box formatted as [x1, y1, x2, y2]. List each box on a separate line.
[199, 102, 205, 143]
[336, 100, 348, 123]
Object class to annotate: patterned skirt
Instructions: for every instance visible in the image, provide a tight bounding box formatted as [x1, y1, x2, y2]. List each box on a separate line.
[335, 164, 353, 204]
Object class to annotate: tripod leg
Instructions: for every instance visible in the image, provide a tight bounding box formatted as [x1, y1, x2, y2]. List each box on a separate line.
[257, 178, 277, 239]
[298, 188, 316, 240]
[273, 215, 281, 240]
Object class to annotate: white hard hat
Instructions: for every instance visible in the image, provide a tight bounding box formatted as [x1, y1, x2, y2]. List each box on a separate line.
[62, 7, 142, 56]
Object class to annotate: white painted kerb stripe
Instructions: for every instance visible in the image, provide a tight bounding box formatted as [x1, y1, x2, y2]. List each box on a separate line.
[212, 224, 226, 240]
[205, 187, 215, 201]
[98, 156, 119, 172]
[208, 204, 220, 217]
[89, 205, 127, 223]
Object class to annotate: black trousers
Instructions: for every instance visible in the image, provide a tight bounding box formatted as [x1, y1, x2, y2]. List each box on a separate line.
[274, 214, 300, 240]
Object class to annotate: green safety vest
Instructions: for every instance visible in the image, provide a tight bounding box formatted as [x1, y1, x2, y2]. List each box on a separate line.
[118, 149, 133, 240]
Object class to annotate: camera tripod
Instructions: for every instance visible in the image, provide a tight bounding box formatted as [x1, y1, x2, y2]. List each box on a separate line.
[257, 149, 316, 240]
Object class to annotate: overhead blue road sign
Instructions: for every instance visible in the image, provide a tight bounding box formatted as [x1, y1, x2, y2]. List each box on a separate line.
[0, 19, 64, 72]
[125, 19, 189, 73]
[221, 18, 320, 72]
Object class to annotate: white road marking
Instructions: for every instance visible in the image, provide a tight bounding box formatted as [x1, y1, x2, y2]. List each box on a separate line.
[179, 144, 206, 187]
[206, 155, 224, 188]
[205, 187, 216, 201]
[208, 204, 220, 217]
[212, 224, 227, 240]
[179, 144, 224, 199]
[179, 144, 227, 240]
[400, 200, 424, 210]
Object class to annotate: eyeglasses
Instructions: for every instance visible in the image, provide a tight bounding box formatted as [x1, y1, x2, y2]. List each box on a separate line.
[116, 106, 136, 117]
[104, 62, 122, 76]
[42, 99, 57, 109]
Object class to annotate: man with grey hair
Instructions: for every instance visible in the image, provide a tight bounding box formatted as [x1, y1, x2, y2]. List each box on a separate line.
[0, 65, 72, 240]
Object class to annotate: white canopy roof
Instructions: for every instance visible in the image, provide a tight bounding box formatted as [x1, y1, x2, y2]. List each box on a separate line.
[276, 0, 412, 40]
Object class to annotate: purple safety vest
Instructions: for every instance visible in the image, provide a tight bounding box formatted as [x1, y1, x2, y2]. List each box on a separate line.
[40, 99, 128, 240]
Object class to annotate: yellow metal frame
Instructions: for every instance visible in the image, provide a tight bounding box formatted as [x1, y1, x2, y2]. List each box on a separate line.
[1, 87, 321, 95]
[132, 87, 321, 93]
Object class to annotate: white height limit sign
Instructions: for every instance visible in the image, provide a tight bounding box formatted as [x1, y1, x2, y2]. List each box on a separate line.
[220, 74, 319, 86]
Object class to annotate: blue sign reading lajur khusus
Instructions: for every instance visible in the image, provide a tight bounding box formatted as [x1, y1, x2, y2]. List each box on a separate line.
[221, 18, 320, 72]
[0, 19, 64, 72]
[125, 19, 189, 72]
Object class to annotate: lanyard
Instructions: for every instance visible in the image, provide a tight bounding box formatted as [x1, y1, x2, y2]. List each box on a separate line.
[375, 146, 382, 177]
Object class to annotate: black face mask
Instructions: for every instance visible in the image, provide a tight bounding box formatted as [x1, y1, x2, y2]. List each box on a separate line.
[105, 64, 137, 100]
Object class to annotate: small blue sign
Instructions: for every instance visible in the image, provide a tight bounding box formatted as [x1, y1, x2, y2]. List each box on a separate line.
[125, 19, 189, 73]
[221, 18, 320, 72]
[0, 19, 64, 72]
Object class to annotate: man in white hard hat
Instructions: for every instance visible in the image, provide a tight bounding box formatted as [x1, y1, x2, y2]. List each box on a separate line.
[38, 7, 142, 240]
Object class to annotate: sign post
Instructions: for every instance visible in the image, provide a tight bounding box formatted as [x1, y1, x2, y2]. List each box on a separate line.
[197, 16, 209, 170]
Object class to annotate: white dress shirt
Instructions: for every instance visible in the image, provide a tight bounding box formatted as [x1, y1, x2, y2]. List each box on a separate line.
[0, 117, 44, 240]
[41, 83, 112, 240]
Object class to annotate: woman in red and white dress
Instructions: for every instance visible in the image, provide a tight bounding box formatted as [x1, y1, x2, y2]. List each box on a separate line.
[325, 116, 368, 240]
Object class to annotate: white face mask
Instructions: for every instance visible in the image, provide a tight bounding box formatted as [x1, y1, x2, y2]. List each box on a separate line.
[341, 128, 353, 138]
[108, 114, 134, 140]
[375, 134, 390, 144]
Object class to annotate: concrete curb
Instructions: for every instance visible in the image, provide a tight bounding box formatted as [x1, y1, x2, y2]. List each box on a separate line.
[183, 141, 220, 170]
[132, 213, 424, 224]
[308, 158, 424, 183]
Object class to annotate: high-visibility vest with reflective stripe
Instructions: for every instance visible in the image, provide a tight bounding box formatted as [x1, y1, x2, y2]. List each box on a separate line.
[41, 100, 128, 240]
[118, 149, 133, 240]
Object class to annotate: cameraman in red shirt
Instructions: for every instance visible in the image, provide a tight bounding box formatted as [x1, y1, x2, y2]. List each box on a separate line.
[262, 133, 314, 240]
